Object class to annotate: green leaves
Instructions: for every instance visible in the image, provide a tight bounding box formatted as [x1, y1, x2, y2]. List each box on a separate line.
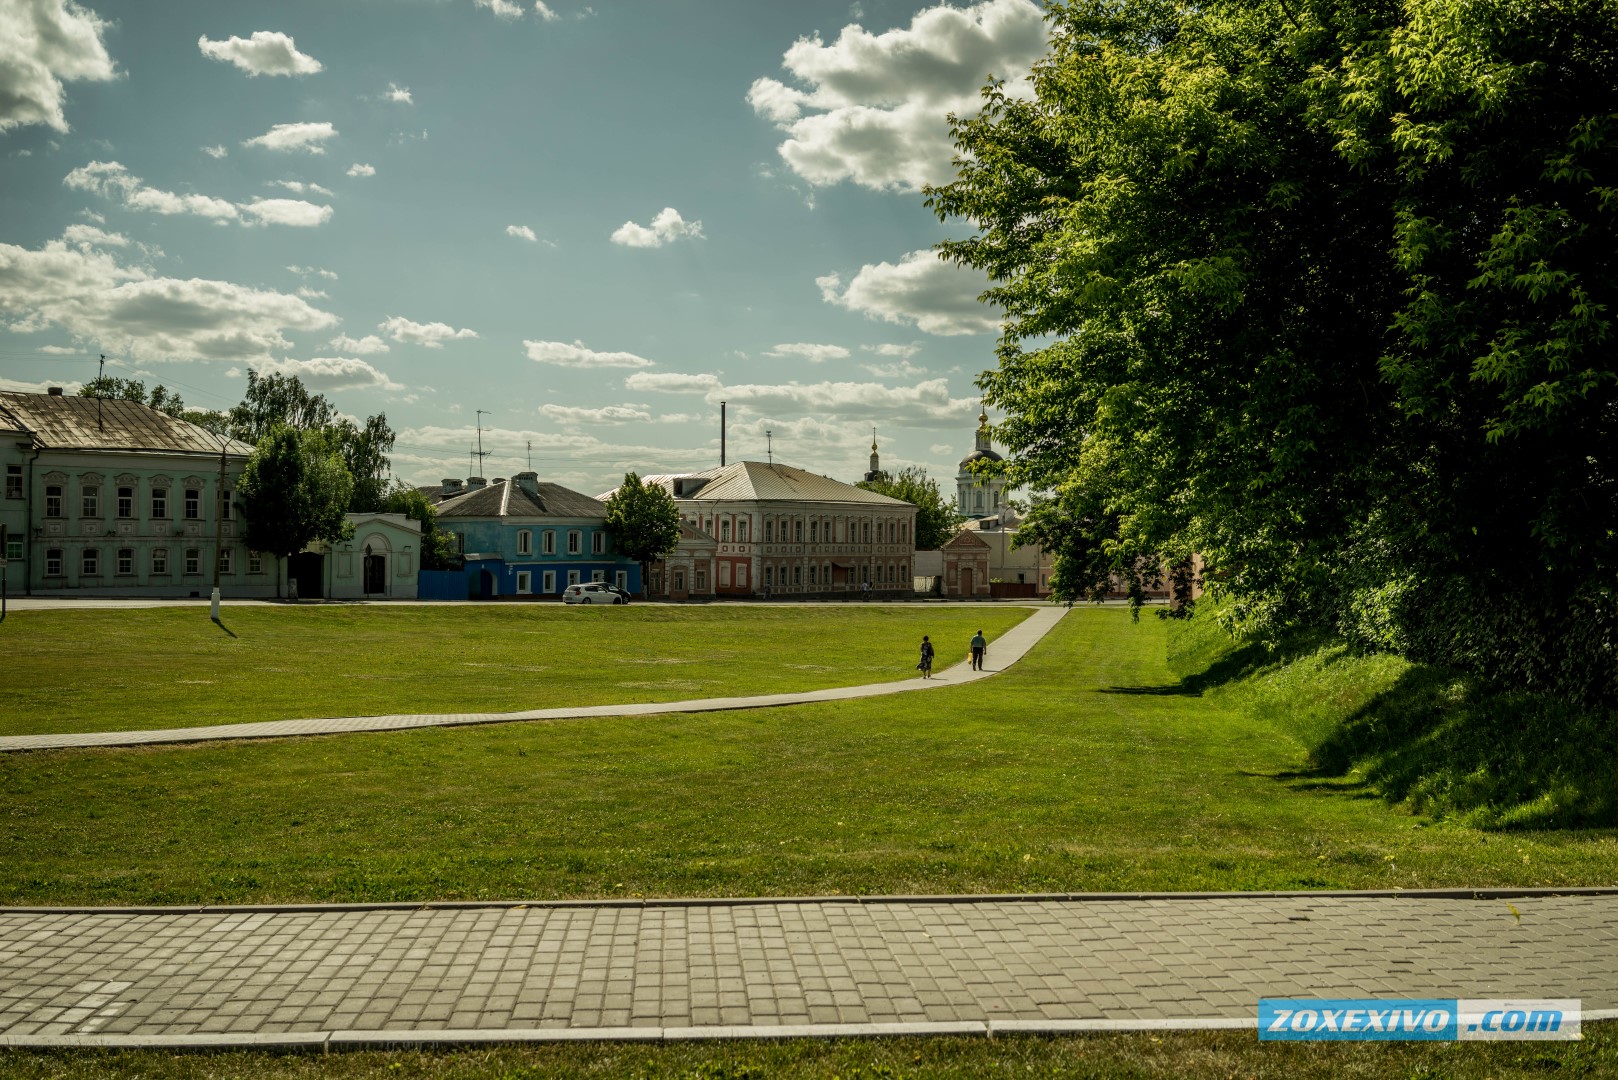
[603, 473, 681, 578]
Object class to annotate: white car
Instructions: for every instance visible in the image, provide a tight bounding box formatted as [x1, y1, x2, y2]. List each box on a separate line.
[563, 582, 625, 604]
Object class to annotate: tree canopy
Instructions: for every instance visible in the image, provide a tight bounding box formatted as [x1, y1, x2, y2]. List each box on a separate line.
[79, 376, 186, 417]
[856, 466, 962, 550]
[927, 0, 1618, 702]
[603, 473, 681, 592]
[230, 369, 396, 513]
[383, 486, 459, 571]
[237, 425, 355, 593]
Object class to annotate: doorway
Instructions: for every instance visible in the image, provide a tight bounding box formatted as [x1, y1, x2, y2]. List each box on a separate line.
[363, 554, 386, 595]
[960, 567, 974, 595]
[289, 552, 324, 599]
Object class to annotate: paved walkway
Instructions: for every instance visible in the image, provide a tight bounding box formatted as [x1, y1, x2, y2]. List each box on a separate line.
[0, 892, 1614, 1047]
[0, 606, 1067, 753]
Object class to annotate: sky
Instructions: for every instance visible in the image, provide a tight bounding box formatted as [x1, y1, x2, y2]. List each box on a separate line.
[0, 0, 1045, 496]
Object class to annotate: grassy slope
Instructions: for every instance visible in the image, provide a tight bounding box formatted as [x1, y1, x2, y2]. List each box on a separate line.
[6, 1028, 1618, 1079]
[0, 606, 1030, 737]
[1169, 612, 1618, 829]
[3, 606, 1612, 906]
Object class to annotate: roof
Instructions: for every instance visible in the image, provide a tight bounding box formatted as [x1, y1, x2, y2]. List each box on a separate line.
[641, 461, 912, 507]
[0, 391, 253, 456]
[943, 528, 991, 550]
[434, 477, 608, 520]
[960, 447, 1003, 467]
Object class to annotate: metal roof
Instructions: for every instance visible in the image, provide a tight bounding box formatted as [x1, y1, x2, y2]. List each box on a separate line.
[0, 391, 253, 456]
[641, 461, 912, 507]
[435, 477, 608, 520]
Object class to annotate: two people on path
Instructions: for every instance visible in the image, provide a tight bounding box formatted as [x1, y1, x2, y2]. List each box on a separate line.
[917, 635, 935, 678]
[970, 630, 988, 670]
[917, 629, 988, 677]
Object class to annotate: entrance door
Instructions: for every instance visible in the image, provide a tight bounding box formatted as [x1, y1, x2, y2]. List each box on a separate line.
[289, 552, 324, 599]
[960, 567, 974, 595]
[364, 554, 386, 595]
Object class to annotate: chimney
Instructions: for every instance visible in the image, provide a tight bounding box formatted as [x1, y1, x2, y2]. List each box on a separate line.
[47, 386, 64, 396]
[441, 478, 463, 496]
[493, 477, 506, 486]
[514, 471, 539, 497]
[466, 476, 487, 491]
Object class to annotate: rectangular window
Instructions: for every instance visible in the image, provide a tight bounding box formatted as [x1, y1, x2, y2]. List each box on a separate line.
[455, 532, 465, 554]
[567, 530, 581, 554]
[694, 569, 707, 591]
[591, 569, 604, 583]
[720, 563, 732, 587]
[517, 530, 532, 555]
[82, 548, 99, 576]
[567, 570, 580, 587]
[248, 551, 264, 574]
[739, 519, 749, 542]
[117, 548, 133, 575]
[615, 570, 628, 591]
[184, 548, 200, 575]
[722, 520, 731, 542]
[184, 489, 201, 520]
[765, 520, 774, 542]
[152, 490, 168, 519]
[764, 566, 774, 586]
[794, 520, 803, 542]
[45, 485, 62, 518]
[218, 548, 233, 574]
[151, 548, 168, 575]
[673, 570, 685, 591]
[4, 539, 20, 561]
[808, 520, 816, 543]
[45, 549, 62, 576]
[82, 486, 99, 518]
[542, 570, 556, 593]
[4, 465, 20, 499]
[542, 531, 555, 555]
[222, 490, 233, 520]
[863, 522, 870, 543]
[591, 532, 605, 554]
[117, 486, 133, 518]
[793, 565, 801, 586]
[516, 570, 532, 594]
[806, 565, 815, 586]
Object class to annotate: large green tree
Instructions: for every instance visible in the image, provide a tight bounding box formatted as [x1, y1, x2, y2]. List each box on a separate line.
[78, 377, 186, 417]
[237, 425, 355, 596]
[856, 466, 962, 550]
[229, 370, 396, 513]
[602, 472, 681, 596]
[927, 0, 1617, 701]
[383, 486, 459, 571]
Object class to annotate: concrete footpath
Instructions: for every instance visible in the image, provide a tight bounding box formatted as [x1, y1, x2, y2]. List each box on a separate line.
[0, 891, 1615, 1048]
[0, 606, 1067, 753]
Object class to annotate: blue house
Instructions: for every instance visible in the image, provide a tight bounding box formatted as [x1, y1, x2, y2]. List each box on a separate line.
[417, 471, 640, 600]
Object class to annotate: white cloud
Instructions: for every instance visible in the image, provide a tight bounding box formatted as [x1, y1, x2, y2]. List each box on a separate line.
[254, 356, 402, 392]
[473, 0, 525, 17]
[0, 0, 117, 133]
[380, 315, 477, 348]
[243, 121, 337, 154]
[861, 359, 928, 378]
[609, 207, 703, 248]
[524, 339, 654, 369]
[65, 160, 239, 221]
[346, 162, 376, 177]
[288, 265, 338, 280]
[242, 198, 333, 228]
[748, 0, 1045, 191]
[329, 333, 389, 354]
[297, 286, 327, 300]
[534, 1, 560, 19]
[818, 249, 998, 335]
[625, 371, 721, 394]
[0, 228, 338, 363]
[60, 223, 126, 247]
[540, 403, 652, 425]
[385, 82, 412, 104]
[202, 144, 228, 159]
[712, 377, 976, 425]
[271, 179, 334, 197]
[506, 224, 537, 242]
[1, 375, 83, 393]
[863, 342, 921, 357]
[763, 342, 849, 364]
[197, 31, 322, 77]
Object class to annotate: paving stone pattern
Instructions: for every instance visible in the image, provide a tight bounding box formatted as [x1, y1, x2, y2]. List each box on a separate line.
[1, 895, 1614, 1043]
[0, 607, 1067, 753]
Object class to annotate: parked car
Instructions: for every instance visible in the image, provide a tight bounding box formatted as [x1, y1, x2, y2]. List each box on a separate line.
[563, 582, 626, 605]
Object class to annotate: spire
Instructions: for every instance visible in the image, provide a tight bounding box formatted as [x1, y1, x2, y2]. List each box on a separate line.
[975, 406, 992, 453]
[864, 427, 882, 483]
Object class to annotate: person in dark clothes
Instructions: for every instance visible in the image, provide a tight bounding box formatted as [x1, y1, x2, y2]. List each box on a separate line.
[970, 629, 987, 670]
[917, 635, 935, 678]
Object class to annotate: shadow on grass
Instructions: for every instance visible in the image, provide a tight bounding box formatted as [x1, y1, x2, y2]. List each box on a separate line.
[211, 617, 238, 639]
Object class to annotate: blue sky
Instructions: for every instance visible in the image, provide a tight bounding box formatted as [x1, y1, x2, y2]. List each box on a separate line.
[0, 0, 1045, 495]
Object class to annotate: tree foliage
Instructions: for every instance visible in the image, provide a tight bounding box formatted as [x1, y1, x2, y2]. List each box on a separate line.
[927, 0, 1618, 702]
[79, 377, 186, 417]
[603, 473, 681, 592]
[856, 466, 962, 550]
[237, 426, 355, 592]
[383, 486, 459, 571]
[229, 369, 396, 513]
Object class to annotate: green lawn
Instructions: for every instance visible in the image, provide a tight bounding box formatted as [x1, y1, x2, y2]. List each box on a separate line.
[0, 605, 1031, 737]
[5, 1028, 1617, 1079]
[2, 606, 1612, 906]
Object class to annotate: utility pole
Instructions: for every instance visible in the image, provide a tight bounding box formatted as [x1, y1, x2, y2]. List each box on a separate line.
[766, 429, 773, 465]
[210, 429, 227, 623]
[474, 409, 490, 477]
[96, 355, 105, 433]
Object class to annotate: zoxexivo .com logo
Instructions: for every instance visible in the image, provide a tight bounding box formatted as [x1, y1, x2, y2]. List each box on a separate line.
[1258, 999, 1581, 1041]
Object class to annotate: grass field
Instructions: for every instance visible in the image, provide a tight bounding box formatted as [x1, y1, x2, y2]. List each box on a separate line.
[5, 1027, 1616, 1078]
[0, 605, 1031, 737]
[2, 605, 1612, 906]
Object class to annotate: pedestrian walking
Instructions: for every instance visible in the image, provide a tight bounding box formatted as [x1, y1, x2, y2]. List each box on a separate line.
[970, 629, 988, 670]
[917, 634, 935, 679]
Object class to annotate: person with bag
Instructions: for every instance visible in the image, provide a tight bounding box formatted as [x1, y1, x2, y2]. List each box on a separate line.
[917, 635, 935, 679]
[969, 629, 988, 670]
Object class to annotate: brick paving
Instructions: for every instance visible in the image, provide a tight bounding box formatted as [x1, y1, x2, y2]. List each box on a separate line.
[0, 893, 1614, 1046]
[0, 606, 1067, 753]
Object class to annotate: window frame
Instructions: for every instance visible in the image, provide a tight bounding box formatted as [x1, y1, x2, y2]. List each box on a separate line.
[44, 485, 62, 518]
[218, 548, 233, 575]
[151, 489, 168, 520]
[517, 529, 532, 556]
[4, 464, 20, 500]
[81, 548, 99, 577]
[591, 531, 605, 554]
[567, 530, 582, 554]
[542, 570, 556, 593]
[542, 530, 556, 555]
[184, 548, 201, 576]
[81, 485, 99, 519]
[516, 570, 532, 594]
[184, 488, 201, 520]
[45, 548, 63, 577]
[151, 548, 168, 576]
[117, 548, 134, 576]
[117, 486, 134, 518]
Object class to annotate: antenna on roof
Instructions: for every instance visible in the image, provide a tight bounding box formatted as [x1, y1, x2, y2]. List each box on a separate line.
[96, 354, 105, 433]
[474, 409, 490, 476]
[526, 439, 532, 471]
[720, 400, 726, 468]
[765, 429, 773, 465]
